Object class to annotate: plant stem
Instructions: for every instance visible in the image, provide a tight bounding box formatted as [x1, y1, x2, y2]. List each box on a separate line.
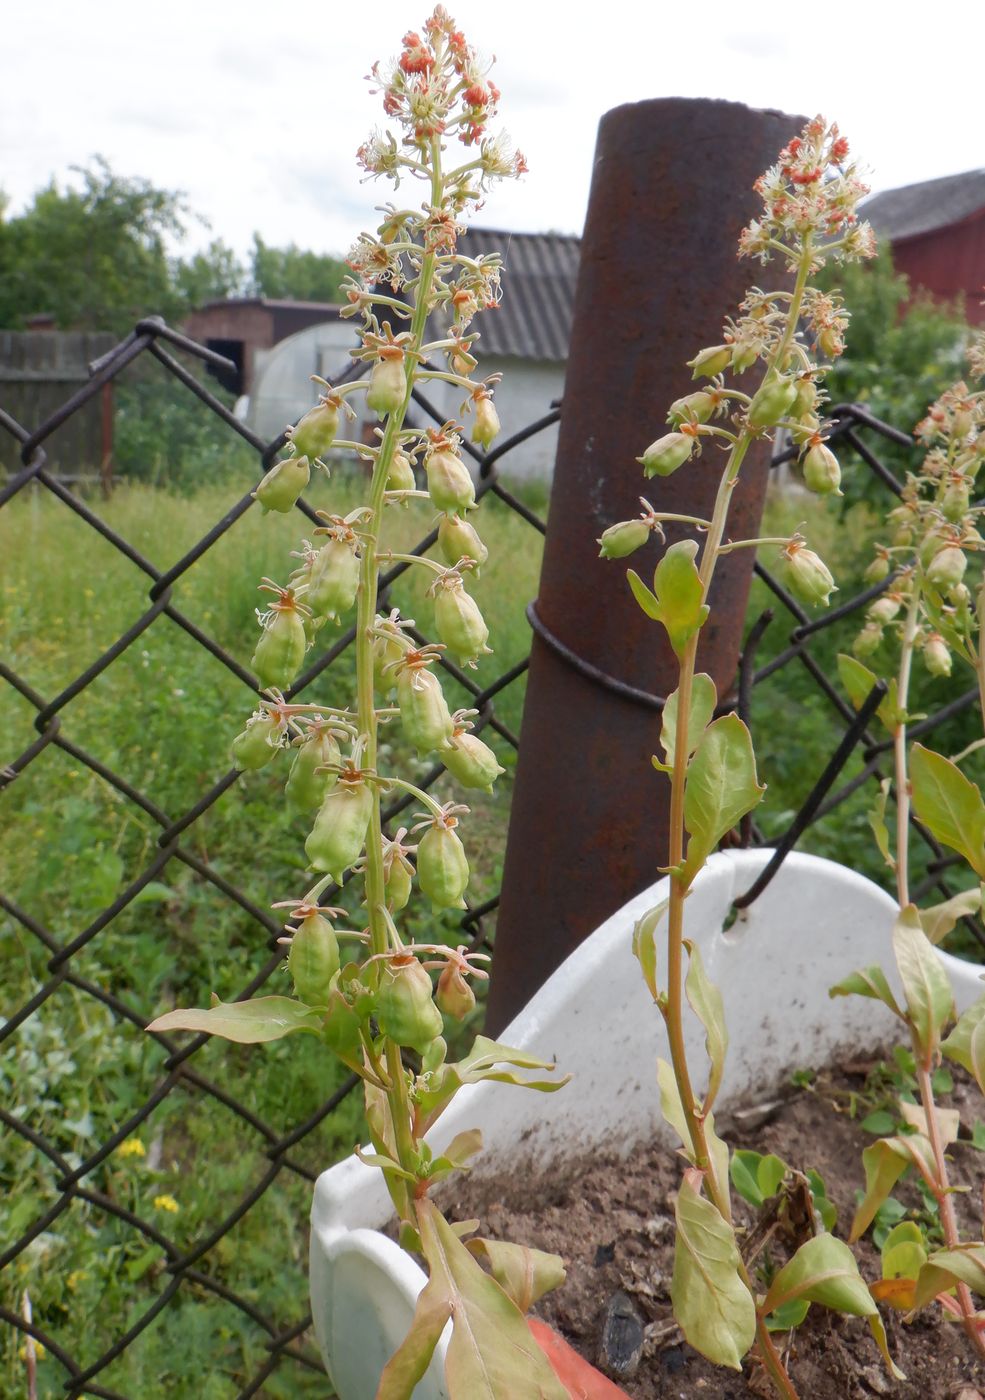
[893, 591, 920, 909]
[660, 240, 814, 1399]
[353, 137, 445, 1216]
[893, 588, 985, 1361]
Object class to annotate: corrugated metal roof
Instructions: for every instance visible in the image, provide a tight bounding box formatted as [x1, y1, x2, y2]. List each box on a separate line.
[863, 170, 985, 242]
[453, 227, 580, 362]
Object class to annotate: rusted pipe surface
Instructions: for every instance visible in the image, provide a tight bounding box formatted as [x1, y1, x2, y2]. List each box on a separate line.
[487, 98, 805, 1033]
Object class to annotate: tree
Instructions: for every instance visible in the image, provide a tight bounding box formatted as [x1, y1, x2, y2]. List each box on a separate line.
[249, 234, 348, 303]
[0, 157, 189, 334]
[173, 239, 246, 308]
[819, 248, 969, 433]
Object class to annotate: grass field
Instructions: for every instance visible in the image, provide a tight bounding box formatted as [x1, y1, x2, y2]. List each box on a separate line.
[0, 475, 543, 1398]
[3, 469, 983, 1396]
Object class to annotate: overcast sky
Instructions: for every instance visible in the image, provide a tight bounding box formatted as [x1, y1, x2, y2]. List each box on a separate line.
[4, 1, 983, 263]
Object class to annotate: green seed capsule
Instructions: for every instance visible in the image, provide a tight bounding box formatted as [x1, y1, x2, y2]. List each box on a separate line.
[919, 531, 946, 570]
[386, 450, 417, 492]
[747, 375, 797, 430]
[730, 343, 759, 374]
[426, 448, 476, 513]
[441, 732, 504, 792]
[471, 396, 500, 449]
[377, 957, 443, 1054]
[231, 712, 285, 770]
[252, 606, 307, 692]
[417, 822, 469, 910]
[922, 633, 952, 678]
[863, 553, 890, 585]
[853, 622, 883, 659]
[253, 456, 310, 513]
[397, 665, 454, 755]
[366, 356, 406, 416]
[941, 479, 971, 524]
[688, 344, 731, 379]
[926, 545, 967, 590]
[803, 443, 842, 496]
[433, 580, 490, 667]
[437, 514, 488, 571]
[285, 728, 340, 814]
[373, 615, 414, 695]
[867, 594, 901, 625]
[289, 402, 339, 460]
[598, 518, 651, 559]
[791, 378, 820, 418]
[638, 432, 693, 478]
[305, 780, 373, 880]
[306, 538, 360, 621]
[667, 391, 715, 427]
[436, 961, 475, 1020]
[288, 913, 340, 1005]
[781, 543, 836, 607]
[384, 850, 413, 912]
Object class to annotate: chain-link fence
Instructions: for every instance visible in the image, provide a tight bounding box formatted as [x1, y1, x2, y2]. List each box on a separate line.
[1, 318, 981, 1399]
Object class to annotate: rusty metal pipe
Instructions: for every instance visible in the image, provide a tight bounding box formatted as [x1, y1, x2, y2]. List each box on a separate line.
[487, 98, 805, 1033]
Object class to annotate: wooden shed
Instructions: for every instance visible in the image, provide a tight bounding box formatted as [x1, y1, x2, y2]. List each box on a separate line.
[863, 169, 985, 325]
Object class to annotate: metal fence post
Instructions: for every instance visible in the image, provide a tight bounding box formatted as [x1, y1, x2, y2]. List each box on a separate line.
[486, 98, 805, 1033]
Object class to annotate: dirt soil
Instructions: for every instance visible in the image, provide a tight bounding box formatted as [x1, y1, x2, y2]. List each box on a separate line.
[443, 1060, 985, 1400]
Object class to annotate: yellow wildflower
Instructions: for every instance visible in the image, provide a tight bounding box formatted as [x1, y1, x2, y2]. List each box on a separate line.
[153, 1194, 179, 1214]
[117, 1137, 146, 1159]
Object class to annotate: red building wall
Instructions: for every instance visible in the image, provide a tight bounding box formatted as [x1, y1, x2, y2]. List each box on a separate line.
[892, 209, 985, 325]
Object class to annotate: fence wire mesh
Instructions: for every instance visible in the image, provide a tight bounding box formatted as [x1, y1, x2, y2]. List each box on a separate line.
[1, 318, 980, 1399]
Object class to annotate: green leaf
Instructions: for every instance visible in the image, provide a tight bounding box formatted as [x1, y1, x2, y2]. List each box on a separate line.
[871, 1197, 908, 1251]
[465, 1238, 566, 1314]
[942, 991, 985, 1096]
[914, 1243, 985, 1310]
[760, 1235, 903, 1379]
[414, 1036, 568, 1134]
[670, 1175, 756, 1369]
[729, 1150, 787, 1208]
[657, 1057, 693, 1160]
[897, 1098, 960, 1145]
[893, 905, 955, 1060]
[660, 673, 718, 767]
[145, 995, 324, 1043]
[126, 1245, 163, 1282]
[909, 743, 985, 879]
[437, 1129, 484, 1171]
[837, 653, 899, 732]
[829, 965, 903, 1019]
[850, 1134, 935, 1242]
[881, 1221, 928, 1283]
[680, 715, 765, 887]
[628, 539, 709, 658]
[867, 778, 895, 871]
[705, 1111, 732, 1209]
[684, 938, 727, 1112]
[377, 1199, 568, 1400]
[130, 881, 178, 905]
[806, 1169, 837, 1232]
[354, 1148, 417, 1183]
[632, 900, 667, 1002]
[860, 1110, 896, 1136]
[764, 1298, 810, 1332]
[920, 887, 982, 945]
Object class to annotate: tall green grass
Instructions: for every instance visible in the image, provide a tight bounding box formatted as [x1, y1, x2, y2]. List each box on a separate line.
[0, 477, 542, 1398]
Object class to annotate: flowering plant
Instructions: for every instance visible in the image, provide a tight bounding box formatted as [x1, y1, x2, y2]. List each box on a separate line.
[831, 326, 985, 1361]
[148, 12, 569, 1397]
[601, 120, 910, 1397]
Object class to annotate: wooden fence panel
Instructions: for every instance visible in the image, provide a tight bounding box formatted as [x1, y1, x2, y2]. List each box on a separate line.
[0, 331, 116, 480]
